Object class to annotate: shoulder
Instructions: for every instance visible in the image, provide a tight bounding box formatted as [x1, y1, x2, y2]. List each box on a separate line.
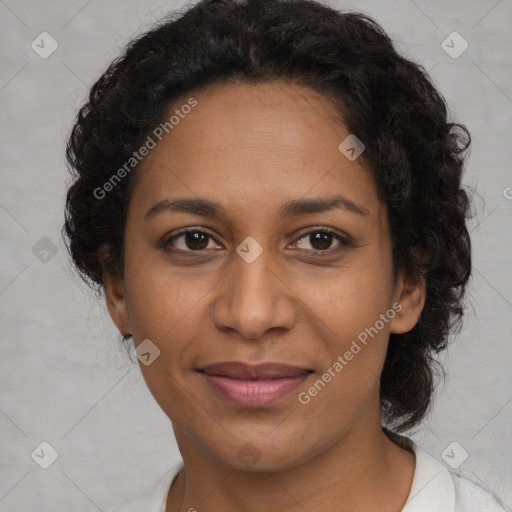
[451, 472, 509, 512]
[396, 435, 508, 512]
[106, 464, 183, 512]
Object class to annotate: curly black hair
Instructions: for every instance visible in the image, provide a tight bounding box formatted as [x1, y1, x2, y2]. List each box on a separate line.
[62, 0, 472, 433]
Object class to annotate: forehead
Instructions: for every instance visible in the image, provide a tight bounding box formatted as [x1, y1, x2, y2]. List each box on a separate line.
[127, 80, 384, 226]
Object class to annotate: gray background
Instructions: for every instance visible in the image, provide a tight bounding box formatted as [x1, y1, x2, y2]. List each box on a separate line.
[1, 0, 511, 510]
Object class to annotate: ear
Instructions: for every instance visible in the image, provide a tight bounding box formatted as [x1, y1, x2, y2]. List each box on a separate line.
[389, 270, 426, 334]
[99, 245, 132, 337]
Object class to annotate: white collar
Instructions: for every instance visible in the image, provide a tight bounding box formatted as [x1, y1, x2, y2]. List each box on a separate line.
[402, 439, 456, 512]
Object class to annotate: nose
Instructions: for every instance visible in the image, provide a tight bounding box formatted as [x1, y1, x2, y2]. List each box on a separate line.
[212, 245, 296, 340]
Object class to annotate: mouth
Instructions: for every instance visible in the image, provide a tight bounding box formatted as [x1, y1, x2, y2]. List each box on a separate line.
[197, 361, 313, 407]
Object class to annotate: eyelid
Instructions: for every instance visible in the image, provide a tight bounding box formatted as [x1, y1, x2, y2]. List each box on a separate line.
[293, 225, 351, 242]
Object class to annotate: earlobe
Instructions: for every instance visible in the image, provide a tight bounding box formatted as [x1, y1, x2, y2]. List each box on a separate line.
[390, 272, 426, 334]
[101, 260, 132, 338]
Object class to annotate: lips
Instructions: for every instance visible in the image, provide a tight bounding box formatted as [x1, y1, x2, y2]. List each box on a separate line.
[200, 361, 311, 379]
[198, 362, 312, 407]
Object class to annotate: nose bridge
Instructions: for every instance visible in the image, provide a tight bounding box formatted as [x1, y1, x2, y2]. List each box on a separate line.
[212, 240, 294, 339]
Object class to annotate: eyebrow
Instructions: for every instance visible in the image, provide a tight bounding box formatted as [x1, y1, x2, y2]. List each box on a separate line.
[144, 195, 369, 221]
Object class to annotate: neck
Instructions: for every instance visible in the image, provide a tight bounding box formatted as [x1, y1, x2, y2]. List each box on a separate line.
[166, 418, 415, 512]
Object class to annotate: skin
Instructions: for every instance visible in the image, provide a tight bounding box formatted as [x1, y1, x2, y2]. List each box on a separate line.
[102, 80, 426, 512]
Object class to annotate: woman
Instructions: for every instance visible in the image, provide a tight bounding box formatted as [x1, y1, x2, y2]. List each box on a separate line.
[62, 0, 506, 510]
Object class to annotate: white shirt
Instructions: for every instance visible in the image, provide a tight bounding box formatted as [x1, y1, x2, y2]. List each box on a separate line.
[108, 440, 507, 512]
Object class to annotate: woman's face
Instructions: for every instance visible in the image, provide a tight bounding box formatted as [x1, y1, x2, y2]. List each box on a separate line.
[104, 80, 424, 471]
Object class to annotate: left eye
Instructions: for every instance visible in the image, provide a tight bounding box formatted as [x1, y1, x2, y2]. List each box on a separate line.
[164, 228, 348, 253]
[292, 229, 346, 252]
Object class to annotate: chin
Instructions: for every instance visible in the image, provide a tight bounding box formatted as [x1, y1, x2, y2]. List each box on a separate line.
[199, 426, 323, 473]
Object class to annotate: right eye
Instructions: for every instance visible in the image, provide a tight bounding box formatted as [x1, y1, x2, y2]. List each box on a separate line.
[163, 228, 222, 253]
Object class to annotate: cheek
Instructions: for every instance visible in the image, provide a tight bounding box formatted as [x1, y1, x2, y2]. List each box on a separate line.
[299, 245, 395, 395]
[124, 243, 209, 329]
[123, 264, 210, 424]
[300, 250, 394, 337]
[298, 269, 393, 424]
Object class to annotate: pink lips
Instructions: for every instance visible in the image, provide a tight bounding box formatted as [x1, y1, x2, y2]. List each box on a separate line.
[198, 362, 311, 407]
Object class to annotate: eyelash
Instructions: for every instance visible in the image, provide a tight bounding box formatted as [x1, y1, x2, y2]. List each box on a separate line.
[162, 226, 352, 256]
